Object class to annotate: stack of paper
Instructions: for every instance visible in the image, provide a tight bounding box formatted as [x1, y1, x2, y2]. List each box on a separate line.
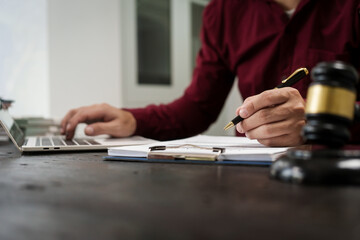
[107, 135, 289, 164]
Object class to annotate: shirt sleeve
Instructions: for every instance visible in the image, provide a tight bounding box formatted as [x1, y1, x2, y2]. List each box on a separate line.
[125, 0, 235, 140]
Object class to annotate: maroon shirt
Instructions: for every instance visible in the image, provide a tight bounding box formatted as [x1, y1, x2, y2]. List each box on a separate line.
[127, 0, 360, 141]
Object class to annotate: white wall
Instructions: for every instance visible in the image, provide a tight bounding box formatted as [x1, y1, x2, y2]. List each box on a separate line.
[0, 0, 49, 117]
[48, 0, 122, 118]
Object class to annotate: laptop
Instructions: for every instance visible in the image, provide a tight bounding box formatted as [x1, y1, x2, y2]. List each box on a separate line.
[0, 109, 156, 152]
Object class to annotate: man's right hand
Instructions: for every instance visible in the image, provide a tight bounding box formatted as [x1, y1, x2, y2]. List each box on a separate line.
[60, 103, 136, 140]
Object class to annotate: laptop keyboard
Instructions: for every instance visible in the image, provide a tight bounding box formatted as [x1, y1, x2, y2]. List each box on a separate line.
[35, 136, 100, 147]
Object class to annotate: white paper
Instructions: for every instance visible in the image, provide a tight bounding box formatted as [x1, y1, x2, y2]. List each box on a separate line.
[95, 136, 158, 146]
[163, 135, 266, 147]
[107, 135, 289, 161]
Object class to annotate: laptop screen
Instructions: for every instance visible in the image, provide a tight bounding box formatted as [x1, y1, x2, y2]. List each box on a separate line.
[0, 109, 25, 147]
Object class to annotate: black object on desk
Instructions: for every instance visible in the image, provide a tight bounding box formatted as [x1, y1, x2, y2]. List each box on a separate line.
[302, 61, 359, 147]
[272, 61, 360, 184]
[271, 147, 360, 184]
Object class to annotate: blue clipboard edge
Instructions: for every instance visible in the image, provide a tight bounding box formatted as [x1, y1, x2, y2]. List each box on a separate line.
[103, 156, 272, 166]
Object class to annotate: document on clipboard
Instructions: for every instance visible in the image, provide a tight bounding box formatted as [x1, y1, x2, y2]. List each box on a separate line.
[104, 135, 289, 165]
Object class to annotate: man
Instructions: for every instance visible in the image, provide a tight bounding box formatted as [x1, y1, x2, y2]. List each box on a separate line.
[61, 0, 360, 146]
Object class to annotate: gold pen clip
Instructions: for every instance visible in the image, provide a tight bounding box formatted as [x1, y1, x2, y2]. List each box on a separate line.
[281, 67, 309, 84]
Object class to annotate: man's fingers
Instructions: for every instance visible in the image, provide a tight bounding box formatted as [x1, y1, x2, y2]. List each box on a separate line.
[85, 122, 113, 136]
[60, 109, 77, 134]
[245, 119, 305, 141]
[239, 107, 278, 132]
[239, 104, 305, 132]
[61, 108, 91, 136]
[62, 104, 111, 139]
[64, 112, 91, 139]
[257, 134, 303, 147]
[238, 88, 293, 118]
[85, 116, 134, 137]
[234, 87, 305, 147]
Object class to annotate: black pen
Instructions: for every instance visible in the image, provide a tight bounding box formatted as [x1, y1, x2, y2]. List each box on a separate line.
[223, 67, 309, 131]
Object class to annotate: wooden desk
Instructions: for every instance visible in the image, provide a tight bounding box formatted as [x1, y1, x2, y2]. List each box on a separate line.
[0, 140, 360, 240]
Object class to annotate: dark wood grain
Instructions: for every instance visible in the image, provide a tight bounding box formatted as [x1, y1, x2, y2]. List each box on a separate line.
[0, 141, 359, 240]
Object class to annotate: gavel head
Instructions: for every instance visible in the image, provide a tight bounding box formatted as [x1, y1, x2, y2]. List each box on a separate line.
[302, 61, 359, 147]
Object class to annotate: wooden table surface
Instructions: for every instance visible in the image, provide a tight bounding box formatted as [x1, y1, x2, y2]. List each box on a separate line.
[0, 140, 360, 240]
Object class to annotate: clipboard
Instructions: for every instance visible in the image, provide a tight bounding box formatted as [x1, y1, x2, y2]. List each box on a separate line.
[148, 144, 225, 161]
[104, 143, 274, 166]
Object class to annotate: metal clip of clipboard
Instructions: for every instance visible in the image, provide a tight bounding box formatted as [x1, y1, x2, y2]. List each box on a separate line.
[148, 144, 225, 161]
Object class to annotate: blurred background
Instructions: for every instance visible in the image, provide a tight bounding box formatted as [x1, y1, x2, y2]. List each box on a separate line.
[0, 0, 241, 136]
